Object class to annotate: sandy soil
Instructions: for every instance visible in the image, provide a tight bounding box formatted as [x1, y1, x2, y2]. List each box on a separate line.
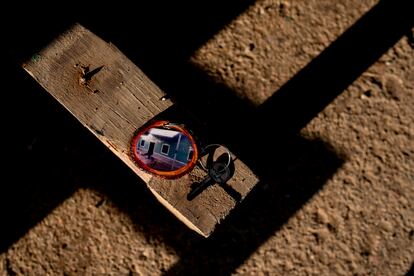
[0, 0, 413, 275]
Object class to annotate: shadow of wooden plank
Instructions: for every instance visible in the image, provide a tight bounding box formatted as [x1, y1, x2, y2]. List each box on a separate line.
[164, 0, 413, 274]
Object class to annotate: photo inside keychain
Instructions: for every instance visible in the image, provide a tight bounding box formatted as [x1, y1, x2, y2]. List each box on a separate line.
[130, 120, 199, 179]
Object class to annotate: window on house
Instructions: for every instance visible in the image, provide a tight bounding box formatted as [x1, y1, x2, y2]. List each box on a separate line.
[140, 140, 145, 147]
[161, 144, 170, 155]
[187, 148, 194, 160]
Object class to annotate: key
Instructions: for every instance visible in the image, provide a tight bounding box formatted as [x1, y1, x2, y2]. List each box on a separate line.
[187, 161, 231, 200]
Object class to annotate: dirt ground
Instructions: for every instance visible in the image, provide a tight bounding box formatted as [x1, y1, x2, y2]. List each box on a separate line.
[0, 0, 413, 275]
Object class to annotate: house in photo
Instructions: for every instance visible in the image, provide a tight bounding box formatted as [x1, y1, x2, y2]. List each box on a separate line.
[136, 127, 194, 171]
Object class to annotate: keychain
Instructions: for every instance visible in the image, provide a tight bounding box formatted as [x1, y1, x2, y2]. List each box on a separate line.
[130, 121, 232, 186]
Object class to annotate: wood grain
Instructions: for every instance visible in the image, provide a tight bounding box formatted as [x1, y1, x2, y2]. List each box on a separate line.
[23, 24, 258, 237]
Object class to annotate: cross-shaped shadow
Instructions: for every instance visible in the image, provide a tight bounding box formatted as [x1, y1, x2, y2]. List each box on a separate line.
[0, 0, 412, 275]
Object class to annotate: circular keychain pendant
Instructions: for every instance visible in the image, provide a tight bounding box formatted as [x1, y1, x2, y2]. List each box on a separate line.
[130, 121, 199, 179]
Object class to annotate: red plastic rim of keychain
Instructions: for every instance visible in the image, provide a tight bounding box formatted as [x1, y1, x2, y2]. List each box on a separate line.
[130, 120, 199, 179]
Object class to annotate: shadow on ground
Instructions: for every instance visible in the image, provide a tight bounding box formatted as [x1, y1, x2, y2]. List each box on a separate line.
[0, 0, 412, 275]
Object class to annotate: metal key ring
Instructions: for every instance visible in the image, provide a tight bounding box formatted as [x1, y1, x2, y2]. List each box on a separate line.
[199, 144, 232, 173]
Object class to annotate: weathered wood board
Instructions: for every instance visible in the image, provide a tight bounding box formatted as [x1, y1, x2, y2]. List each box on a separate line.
[23, 24, 258, 237]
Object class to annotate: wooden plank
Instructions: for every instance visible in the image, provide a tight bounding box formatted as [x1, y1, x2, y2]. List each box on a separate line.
[23, 24, 258, 237]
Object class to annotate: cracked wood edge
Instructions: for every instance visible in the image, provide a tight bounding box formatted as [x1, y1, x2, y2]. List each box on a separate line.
[23, 23, 169, 183]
